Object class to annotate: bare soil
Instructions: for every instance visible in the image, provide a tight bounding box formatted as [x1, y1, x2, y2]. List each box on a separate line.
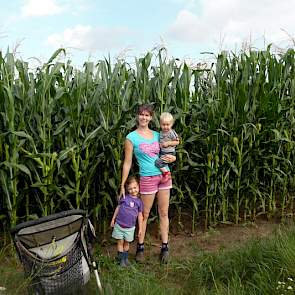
[100, 216, 286, 261]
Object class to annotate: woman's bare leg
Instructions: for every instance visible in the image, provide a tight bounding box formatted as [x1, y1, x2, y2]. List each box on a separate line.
[157, 189, 170, 243]
[138, 193, 156, 243]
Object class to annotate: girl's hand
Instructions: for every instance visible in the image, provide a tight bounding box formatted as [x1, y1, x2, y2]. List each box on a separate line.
[161, 154, 176, 163]
[110, 219, 115, 227]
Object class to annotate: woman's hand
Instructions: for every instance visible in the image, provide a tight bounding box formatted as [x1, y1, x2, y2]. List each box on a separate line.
[110, 219, 115, 227]
[118, 185, 125, 200]
[161, 154, 176, 163]
[160, 141, 170, 148]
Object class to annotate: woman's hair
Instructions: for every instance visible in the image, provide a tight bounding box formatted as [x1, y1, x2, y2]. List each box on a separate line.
[125, 176, 139, 188]
[137, 104, 154, 116]
[160, 112, 174, 123]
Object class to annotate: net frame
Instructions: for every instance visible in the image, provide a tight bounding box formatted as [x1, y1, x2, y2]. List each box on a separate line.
[11, 210, 95, 295]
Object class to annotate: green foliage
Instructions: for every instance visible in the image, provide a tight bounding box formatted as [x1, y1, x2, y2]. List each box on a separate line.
[0, 46, 295, 229]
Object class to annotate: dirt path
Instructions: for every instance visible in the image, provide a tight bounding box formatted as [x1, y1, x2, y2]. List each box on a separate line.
[101, 218, 284, 260]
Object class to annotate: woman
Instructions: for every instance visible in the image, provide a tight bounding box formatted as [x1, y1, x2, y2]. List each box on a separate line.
[119, 104, 175, 263]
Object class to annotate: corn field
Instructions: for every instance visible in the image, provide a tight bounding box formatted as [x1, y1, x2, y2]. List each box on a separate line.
[0, 46, 295, 231]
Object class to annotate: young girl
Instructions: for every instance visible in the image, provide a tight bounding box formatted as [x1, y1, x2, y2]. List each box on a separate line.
[111, 176, 143, 266]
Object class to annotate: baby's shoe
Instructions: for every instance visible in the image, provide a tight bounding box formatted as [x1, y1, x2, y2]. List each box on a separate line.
[161, 171, 171, 183]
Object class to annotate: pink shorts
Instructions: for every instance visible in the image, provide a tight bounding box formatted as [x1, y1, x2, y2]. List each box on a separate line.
[140, 175, 172, 195]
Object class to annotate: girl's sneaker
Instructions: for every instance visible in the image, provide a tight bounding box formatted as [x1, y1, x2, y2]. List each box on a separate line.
[117, 252, 127, 267]
[123, 251, 130, 266]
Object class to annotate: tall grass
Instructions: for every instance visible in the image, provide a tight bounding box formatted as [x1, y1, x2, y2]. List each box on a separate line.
[0, 45, 294, 229]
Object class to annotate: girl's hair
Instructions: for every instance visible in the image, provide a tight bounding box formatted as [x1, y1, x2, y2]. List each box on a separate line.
[137, 104, 154, 116]
[125, 176, 139, 188]
[160, 112, 174, 123]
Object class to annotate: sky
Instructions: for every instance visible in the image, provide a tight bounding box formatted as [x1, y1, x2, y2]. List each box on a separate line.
[0, 0, 295, 68]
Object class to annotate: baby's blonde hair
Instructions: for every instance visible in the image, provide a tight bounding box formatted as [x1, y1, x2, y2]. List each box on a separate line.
[160, 112, 174, 123]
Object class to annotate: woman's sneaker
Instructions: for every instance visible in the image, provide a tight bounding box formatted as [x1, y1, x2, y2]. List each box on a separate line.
[160, 247, 169, 264]
[135, 243, 145, 263]
[135, 249, 145, 262]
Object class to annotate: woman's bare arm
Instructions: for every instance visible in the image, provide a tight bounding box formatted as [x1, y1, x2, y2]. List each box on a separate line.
[119, 139, 133, 197]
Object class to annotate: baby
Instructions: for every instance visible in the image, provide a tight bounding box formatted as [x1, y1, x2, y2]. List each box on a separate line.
[155, 112, 179, 183]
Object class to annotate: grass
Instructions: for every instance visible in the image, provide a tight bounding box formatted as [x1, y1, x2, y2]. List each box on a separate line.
[0, 243, 30, 294]
[1, 224, 295, 294]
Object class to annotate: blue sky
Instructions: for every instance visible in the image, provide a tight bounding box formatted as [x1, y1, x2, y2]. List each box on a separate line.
[0, 0, 294, 68]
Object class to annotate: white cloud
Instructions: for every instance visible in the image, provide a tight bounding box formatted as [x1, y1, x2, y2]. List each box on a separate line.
[62, 0, 93, 16]
[165, 0, 196, 5]
[46, 25, 130, 52]
[21, 0, 63, 17]
[164, 0, 199, 11]
[167, 0, 295, 49]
